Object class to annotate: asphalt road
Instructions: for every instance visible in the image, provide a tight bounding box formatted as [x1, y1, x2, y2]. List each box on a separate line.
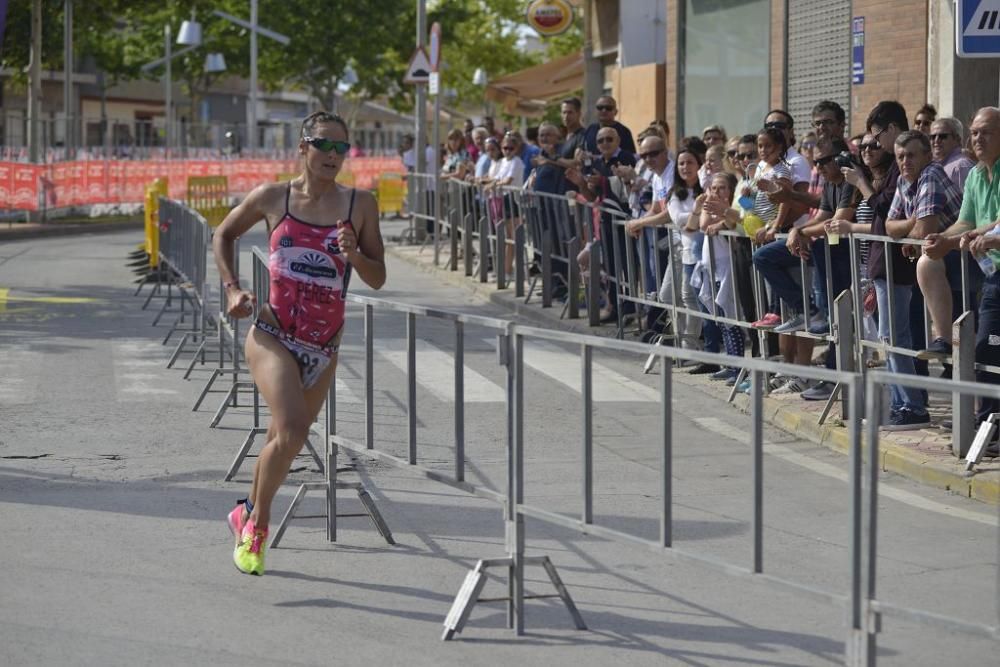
[0, 225, 997, 666]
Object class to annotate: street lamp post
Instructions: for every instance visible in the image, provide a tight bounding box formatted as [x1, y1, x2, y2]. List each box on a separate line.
[141, 15, 224, 158]
[473, 67, 488, 121]
[213, 1, 290, 155]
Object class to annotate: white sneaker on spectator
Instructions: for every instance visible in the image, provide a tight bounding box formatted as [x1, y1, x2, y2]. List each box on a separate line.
[773, 314, 806, 334]
[768, 373, 790, 390]
[771, 377, 811, 395]
[807, 313, 830, 335]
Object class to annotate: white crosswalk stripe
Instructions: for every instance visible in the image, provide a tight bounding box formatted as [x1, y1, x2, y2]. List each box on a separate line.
[351, 336, 661, 404]
[514, 339, 661, 402]
[113, 339, 179, 401]
[335, 377, 360, 403]
[0, 345, 40, 405]
[376, 339, 506, 403]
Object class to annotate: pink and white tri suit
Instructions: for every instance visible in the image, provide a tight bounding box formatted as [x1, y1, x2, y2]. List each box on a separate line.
[255, 184, 355, 387]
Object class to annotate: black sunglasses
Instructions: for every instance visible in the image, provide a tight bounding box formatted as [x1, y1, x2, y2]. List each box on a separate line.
[929, 132, 952, 142]
[737, 152, 757, 160]
[595, 105, 615, 112]
[639, 149, 664, 161]
[765, 120, 789, 130]
[815, 154, 837, 167]
[303, 136, 351, 155]
[860, 141, 882, 152]
[501, 145, 516, 151]
[727, 150, 737, 158]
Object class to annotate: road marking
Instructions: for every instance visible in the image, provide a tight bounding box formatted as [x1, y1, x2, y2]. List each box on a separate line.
[377, 340, 506, 403]
[112, 339, 179, 401]
[693, 417, 998, 527]
[335, 377, 360, 403]
[0, 344, 39, 405]
[0, 287, 101, 313]
[484, 338, 660, 402]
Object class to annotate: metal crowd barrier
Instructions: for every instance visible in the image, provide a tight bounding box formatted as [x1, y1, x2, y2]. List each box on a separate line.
[189, 241, 253, 426]
[307, 286, 989, 662]
[845, 231, 990, 458]
[402, 177, 1000, 460]
[860, 370, 1000, 660]
[125, 202, 998, 661]
[153, 198, 210, 361]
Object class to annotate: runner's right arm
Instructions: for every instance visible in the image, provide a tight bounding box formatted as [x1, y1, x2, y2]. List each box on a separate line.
[213, 182, 281, 317]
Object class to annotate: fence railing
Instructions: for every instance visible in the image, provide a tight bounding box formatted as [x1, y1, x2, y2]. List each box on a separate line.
[0, 113, 409, 163]
[404, 171, 1000, 459]
[128, 198, 999, 664]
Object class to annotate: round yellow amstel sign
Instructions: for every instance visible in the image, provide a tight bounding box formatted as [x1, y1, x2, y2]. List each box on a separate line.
[525, 0, 575, 37]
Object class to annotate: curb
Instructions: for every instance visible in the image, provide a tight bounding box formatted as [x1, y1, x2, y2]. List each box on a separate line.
[0, 220, 143, 242]
[386, 244, 1000, 505]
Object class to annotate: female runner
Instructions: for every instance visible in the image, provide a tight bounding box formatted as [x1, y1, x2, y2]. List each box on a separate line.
[213, 110, 385, 575]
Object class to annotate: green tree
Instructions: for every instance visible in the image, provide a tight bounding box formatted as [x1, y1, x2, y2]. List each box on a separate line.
[254, 0, 413, 114]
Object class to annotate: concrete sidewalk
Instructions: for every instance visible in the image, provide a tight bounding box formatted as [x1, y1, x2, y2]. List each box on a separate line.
[385, 241, 1000, 505]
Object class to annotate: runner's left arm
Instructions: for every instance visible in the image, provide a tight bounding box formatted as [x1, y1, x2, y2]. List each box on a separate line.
[343, 191, 386, 289]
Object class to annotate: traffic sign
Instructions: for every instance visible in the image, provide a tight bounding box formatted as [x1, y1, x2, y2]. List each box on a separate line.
[429, 22, 442, 72]
[957, 0, 1000, 57]
[403, 47, 432, 84]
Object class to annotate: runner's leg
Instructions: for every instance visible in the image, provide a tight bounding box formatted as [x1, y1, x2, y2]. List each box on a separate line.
[244, 327, 337, 530]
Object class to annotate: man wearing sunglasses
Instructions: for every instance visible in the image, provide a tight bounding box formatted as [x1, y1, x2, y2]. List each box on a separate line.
[765, 102, 846, 217]
[925, 108, 1000, 454]
[212, 110, 386, 576]
[583, 95, 636, 156]
[929, 118, 975, 193]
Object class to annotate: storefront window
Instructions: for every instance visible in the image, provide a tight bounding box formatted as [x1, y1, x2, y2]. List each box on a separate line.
[682, 0, 770, 140]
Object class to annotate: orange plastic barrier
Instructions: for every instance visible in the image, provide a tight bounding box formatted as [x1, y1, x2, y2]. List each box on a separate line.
[0, 157, 404, 211]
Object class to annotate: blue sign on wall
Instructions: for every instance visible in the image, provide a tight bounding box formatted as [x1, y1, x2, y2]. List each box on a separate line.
[852, 17, 865, 84]
[957, 0, 1000, 57]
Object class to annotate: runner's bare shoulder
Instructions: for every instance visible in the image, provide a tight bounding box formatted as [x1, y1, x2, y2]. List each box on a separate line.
[239, 180, 291, 222]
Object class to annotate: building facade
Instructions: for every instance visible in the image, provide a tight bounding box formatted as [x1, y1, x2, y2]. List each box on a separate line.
[586, 0, 999, 143]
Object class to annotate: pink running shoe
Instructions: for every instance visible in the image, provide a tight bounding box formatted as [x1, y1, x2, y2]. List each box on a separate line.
[752, 313, 782, 329]
[227, 502, 247, 545]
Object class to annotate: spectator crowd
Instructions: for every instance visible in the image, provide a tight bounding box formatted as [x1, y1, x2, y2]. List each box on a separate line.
[402, 97, 1000, 450]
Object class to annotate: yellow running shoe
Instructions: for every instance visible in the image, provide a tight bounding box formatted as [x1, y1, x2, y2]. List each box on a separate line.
[233, 518, 267, 576]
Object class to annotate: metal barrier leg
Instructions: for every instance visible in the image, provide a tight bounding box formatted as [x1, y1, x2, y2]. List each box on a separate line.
[302, 437, 325, 474]
[151, 295, 172, 326]
[464, 212, 474, 277]
[441, 555, 586, 640]
[566, 237, 580, 320]
[192, 368, 223, 411]
[356, 487, 395, 544]
[225, 426, 266, 481]
[270, 481, 323, 548]
[479, 216, 490, 283]
[442, 331, 583, 640]
[952, 312, 976, 457]
[182, 339, 209, 379]
[209, 381, 251, 427]
[819, 291, 854, 425]
[269, 474, 394, 548]
[541, 232, 553, 307]
[167, 330, 197, 368]
[514, 225, 525, 298]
